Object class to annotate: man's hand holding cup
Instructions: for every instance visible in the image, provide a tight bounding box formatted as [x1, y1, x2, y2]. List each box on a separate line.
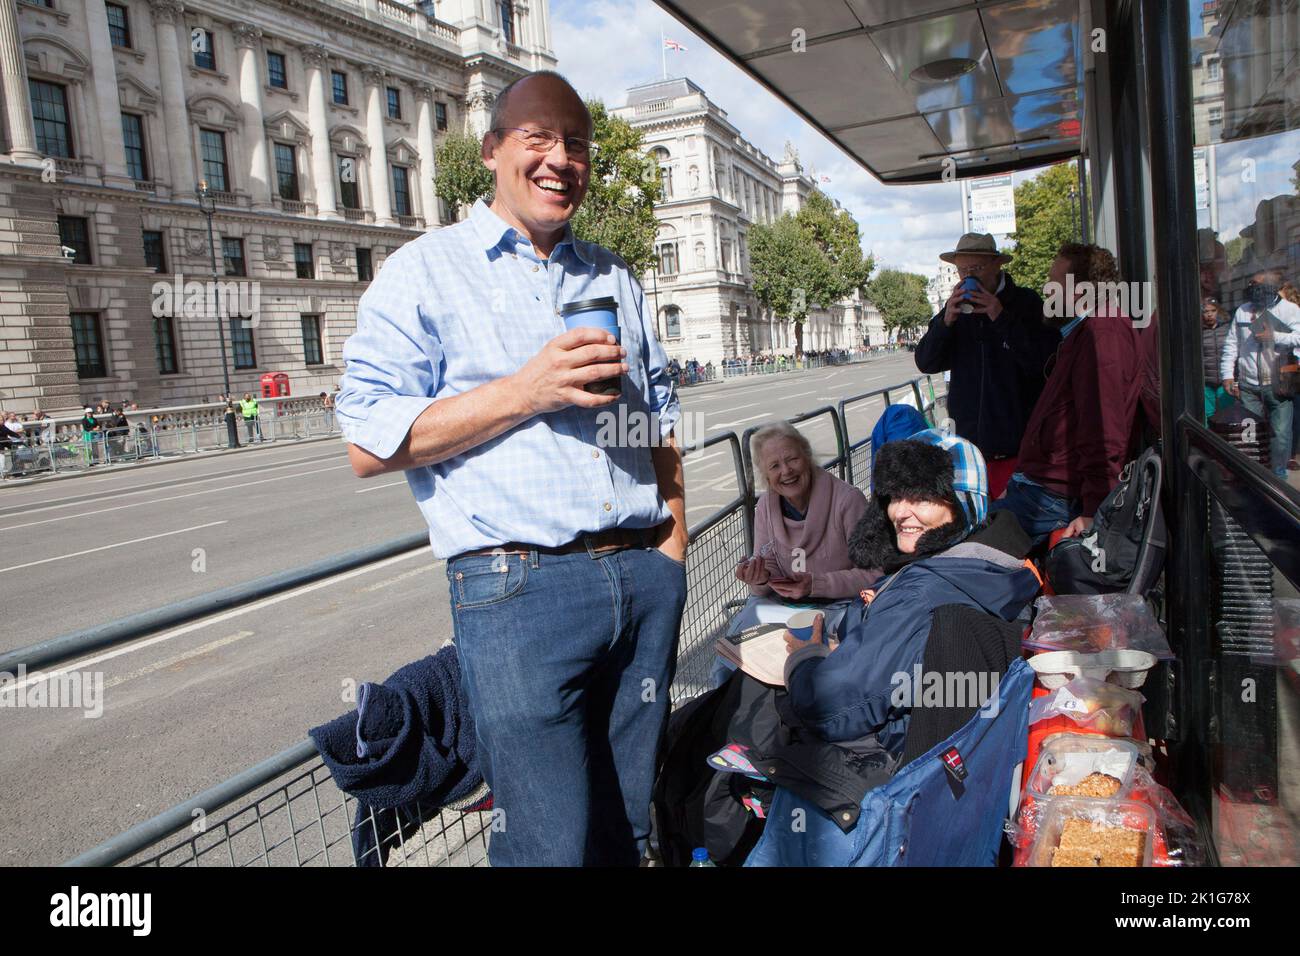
[515, 327, 626, 415]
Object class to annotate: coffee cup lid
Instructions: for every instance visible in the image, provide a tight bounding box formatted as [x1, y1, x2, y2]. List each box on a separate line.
[561, 296, 618, 314]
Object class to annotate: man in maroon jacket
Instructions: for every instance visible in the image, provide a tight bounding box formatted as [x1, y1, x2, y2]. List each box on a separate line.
[990, 243, 1145, 546]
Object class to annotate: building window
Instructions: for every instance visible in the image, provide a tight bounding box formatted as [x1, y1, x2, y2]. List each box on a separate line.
[142, 230, 166, 273]
[154, 316, 178, 374]
[274, 142, 299, 200]
[659, 242, 678, 276]
[499, 1, 515, 44]
[1209, 106, 1223, 130]
[1206, 56, 1221, 82]
[121, 113, 148, 181]
[267, 51, 287, 89]
[29, 79, 73, 158]
[386, 87, 401, 119]
[294, 242, 314, 279]
[71, 313, 107, 378]
[200, 129, 229, 192]
[58, 215, 91, 264]
[301, 314, 324, 365]
[192, 29, 215, 71]
[356, 247, 373, 282]
[230, 320, 256, 369]
[664, 306, 682, 339]
[106, 3, 131, 48]
[435, 101, 448, 131]
[331, 70, 348, 105]
[391, 165, 411, 216]
[337, 155, 359, 209]
[222, 237, 245, 276]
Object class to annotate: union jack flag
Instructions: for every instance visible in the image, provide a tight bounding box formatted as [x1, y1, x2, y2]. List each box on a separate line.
[664, 38, 687, 52]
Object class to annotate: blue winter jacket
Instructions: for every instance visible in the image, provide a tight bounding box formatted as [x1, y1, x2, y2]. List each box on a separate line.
[784, 528, 1039, 748]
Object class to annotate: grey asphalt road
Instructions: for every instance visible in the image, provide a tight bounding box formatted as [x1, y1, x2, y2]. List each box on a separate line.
[0, 351, 932, 866]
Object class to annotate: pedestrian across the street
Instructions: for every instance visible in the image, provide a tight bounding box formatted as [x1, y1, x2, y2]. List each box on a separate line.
[240, 392, 264, 443]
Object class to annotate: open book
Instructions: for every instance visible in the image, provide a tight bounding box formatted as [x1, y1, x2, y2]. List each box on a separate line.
[715, 623, 791, 687]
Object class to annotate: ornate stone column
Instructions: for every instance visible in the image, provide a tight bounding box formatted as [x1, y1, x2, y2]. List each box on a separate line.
[301, 44, 339, 220]
[362, 65, 392, 225]
[83, 0, 131, 184]
[414, 83, 439, 227]
[232, 22, 273, 209]
[461, 88, 495, 138]
[147, 0, 196, 199]
[0, 0, 40, 162]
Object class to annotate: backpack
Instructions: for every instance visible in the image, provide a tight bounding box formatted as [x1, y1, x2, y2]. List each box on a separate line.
[1045, 445, 1166, 595]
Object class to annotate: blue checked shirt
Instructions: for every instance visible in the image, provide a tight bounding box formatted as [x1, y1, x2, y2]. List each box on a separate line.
[336, 199, 680, 559]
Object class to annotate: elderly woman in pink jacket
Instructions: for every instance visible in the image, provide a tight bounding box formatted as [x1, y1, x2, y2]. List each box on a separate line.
[736, 422, 881, 601]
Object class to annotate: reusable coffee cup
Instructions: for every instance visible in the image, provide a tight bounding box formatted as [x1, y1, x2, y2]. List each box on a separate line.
[560, 295, 621, 396]
[959, 276, 981, 314]
[787, 609, 822, 642]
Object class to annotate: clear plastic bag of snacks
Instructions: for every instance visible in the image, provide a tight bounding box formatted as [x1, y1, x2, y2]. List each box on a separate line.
[1026, 593, 1174, 660]
[1027, 676, 1145, 737]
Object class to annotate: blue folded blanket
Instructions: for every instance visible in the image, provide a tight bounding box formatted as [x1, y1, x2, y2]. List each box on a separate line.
[308, 643, 484, 866]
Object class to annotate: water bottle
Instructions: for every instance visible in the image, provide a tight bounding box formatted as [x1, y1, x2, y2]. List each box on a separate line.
[689, 847, 716, 867]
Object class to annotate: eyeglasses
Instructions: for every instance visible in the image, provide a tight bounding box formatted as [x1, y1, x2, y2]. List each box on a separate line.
[957, 262, 998, 275]
[494, 127, 597, 159]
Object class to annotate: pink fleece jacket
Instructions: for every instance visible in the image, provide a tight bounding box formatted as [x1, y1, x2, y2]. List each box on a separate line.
[749, 468, 880, 599]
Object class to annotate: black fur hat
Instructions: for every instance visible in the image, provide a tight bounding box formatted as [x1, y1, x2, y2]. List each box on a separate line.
[849, 439, 968, 573]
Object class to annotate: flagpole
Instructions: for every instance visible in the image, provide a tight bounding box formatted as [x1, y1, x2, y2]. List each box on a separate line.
[661, 29, 667, 79]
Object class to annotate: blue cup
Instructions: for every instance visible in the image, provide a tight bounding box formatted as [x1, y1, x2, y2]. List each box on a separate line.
[786, 609, 821, 642]
[560, 296, 621, 395]
[959, 276, 981, 313]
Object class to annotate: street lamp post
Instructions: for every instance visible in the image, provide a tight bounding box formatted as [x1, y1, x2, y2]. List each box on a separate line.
[197, 180, 233, 400]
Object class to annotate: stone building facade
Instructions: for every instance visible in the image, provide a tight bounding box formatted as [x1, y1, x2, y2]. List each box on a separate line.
[613, 78, 877, 365]
[0, 0, 555, 413]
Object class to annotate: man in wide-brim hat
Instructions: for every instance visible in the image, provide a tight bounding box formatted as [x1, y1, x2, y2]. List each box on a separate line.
[914, 232, 1060, 499]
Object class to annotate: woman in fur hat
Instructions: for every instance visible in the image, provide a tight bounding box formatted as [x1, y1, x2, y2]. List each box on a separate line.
[782, 428, 1041, 747]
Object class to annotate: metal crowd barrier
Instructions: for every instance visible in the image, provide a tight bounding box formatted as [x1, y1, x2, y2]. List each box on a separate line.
[1, 411, 341, 479]
[63, 375, 945, 868]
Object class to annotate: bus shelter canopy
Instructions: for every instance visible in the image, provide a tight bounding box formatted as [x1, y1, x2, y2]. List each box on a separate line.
[655, 0, 1086, 183]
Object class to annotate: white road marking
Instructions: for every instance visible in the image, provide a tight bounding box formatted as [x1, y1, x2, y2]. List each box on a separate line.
[0, 464, 350, 531]
[354, 479, 408, 494]
[0, 521, 228, 574]
[783, 390, 819, 399]
[0, 549, 430, 695]
[686, 503, 719, 516]
[102, 630, 257, 689]
[2, 452, 344, 516]
[708, 413, 768, 429]
[359, 563, 439, 592]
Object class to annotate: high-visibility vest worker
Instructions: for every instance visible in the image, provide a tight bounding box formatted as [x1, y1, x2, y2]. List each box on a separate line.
[239, 396, 259, 419]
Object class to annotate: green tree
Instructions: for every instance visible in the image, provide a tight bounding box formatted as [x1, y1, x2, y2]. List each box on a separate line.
[867, 268, 931, 339]
[1005, 161, 1085, 294]
[433, 132, 494, 219]
[431, 102, 661, 273]
[750, 190, 874, 355]
[570, 101, 662, 276]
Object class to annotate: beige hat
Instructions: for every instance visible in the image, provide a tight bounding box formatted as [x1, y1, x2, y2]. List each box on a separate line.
[940, 232, 1011, 265]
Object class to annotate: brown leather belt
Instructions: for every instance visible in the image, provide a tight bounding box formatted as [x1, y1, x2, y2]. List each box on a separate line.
[454, 526, 655, 560]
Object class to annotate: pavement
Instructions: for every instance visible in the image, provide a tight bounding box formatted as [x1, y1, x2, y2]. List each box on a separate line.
[0, 351, 926, 866]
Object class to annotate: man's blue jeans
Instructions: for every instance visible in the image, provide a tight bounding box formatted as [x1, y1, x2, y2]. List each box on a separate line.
[447, 542, 686, 866]
[1237, 385, 1294, 479]
[989, 474, 1081, 547]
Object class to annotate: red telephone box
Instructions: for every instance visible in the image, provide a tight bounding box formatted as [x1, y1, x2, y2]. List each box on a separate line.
[260, 372, 291, 397]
